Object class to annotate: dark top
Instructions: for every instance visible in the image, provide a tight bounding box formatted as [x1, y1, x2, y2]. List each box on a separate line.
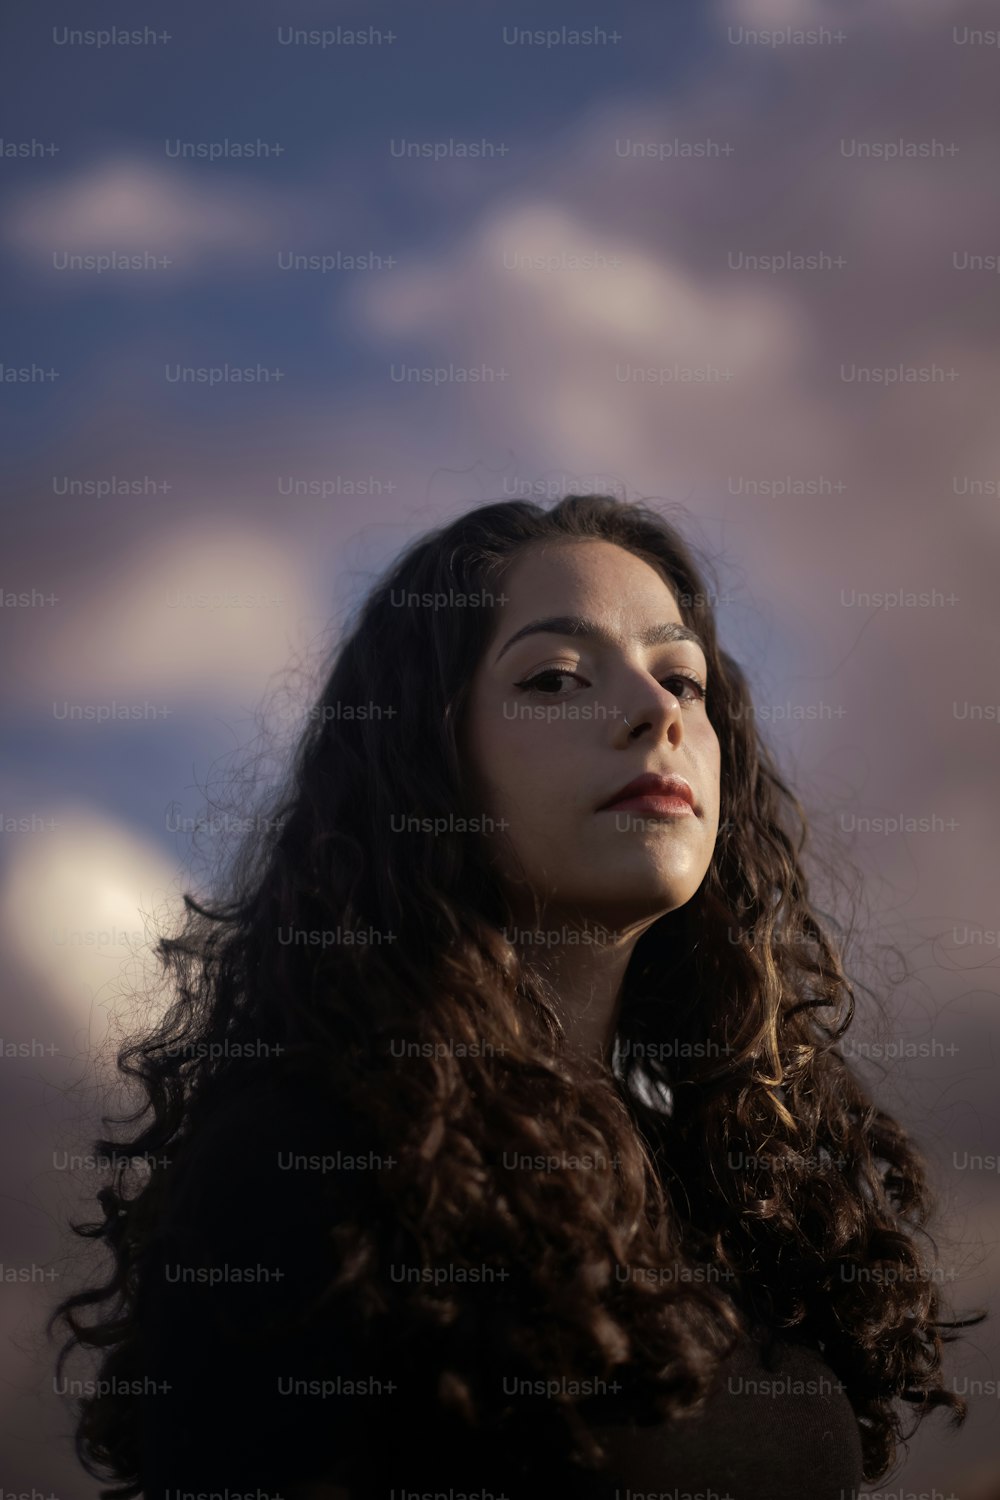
[136, 1070, 864, 1500]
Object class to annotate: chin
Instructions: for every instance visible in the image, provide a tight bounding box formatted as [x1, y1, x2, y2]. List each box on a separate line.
[568, 880, 694, 922]
[603, 849, 707, 883]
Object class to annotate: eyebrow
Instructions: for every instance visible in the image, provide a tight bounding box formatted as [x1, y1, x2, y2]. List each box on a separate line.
[493, 614, 707, 665]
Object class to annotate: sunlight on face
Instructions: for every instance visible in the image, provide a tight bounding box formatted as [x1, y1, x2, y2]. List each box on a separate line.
[463, 539, 721, 934]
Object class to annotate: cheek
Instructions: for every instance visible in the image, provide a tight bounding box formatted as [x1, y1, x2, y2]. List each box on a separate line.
[489, 715, 551, 808]
[703, 724, 722, 776]
[696, 723, 723, 810]
[465, 690, 535, 813]
[472, 696, 574, 826]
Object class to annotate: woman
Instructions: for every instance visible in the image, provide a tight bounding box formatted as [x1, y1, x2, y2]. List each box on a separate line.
[49, 493, 983, 1499]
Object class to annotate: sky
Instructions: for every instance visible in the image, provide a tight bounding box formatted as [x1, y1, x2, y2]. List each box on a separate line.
[2, 0, 999, 1494]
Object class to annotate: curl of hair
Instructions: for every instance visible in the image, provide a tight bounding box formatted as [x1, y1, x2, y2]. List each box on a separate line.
[48, 493, 985, 1496]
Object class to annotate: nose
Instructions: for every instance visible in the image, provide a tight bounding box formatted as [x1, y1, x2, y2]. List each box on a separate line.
[616, 678, 686, 745]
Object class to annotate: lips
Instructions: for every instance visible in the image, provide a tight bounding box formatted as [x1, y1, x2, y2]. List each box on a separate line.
[597, 772, 696, 813]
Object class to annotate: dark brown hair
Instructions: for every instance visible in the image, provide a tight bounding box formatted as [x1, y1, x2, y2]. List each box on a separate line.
[49, 493, 984, 1494]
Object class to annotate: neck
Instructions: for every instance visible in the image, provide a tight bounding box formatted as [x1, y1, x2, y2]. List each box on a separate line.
[515, 914, 653, 1067]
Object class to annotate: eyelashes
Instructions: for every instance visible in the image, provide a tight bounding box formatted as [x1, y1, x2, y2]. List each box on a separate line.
[513, 669, 708, 704]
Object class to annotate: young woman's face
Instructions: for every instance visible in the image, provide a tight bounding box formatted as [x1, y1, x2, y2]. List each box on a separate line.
[463, 539, 722, 933]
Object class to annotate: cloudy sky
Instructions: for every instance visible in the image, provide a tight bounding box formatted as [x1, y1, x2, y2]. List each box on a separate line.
[2, 0, 998, 1493]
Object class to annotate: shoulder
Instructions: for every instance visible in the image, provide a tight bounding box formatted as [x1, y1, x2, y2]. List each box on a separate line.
[154, 1065, 367, 1230]
[136, 1066, 375, 1340]
[135, 1068, 376, 1492]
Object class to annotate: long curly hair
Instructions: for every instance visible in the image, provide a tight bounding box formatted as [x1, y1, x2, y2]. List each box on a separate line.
[48, 492, 985, 1496]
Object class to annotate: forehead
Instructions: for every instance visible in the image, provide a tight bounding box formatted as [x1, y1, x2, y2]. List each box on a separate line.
[498, 539, 682, 622]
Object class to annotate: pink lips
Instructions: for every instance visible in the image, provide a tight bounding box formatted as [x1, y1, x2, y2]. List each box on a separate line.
[607, 793, 694, 817]
[597, 771, 697, 815]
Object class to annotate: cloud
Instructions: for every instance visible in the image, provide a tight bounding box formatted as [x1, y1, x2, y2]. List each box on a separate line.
[351, 192, 842, 496]
[717, 0, 963, 29]
[18, 519, 327, 709]
[346, 1, 1000, 531]
[0, 801, 185, 1055]
[1, 153, 278, 269]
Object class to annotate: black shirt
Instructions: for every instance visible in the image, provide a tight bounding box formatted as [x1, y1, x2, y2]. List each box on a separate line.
[136, 1071, 864, 1500]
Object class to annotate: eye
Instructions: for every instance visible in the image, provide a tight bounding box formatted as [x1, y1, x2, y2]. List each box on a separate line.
[662, 671, 708, 704]
[513, 668, 583, 696]
[513, 668, 708, 702]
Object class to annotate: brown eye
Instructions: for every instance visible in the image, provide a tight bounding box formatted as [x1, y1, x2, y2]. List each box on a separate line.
[662, 672, 707, 703]
[513, 670, 585, 696]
